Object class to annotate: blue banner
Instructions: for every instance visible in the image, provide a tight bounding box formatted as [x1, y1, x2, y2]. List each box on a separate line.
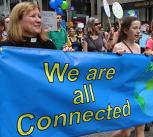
[0, 46, 153, 137]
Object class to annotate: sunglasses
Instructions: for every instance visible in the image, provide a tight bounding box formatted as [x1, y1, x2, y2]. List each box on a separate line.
[94, 22, 101, 26]
[57, 17, 62, 19]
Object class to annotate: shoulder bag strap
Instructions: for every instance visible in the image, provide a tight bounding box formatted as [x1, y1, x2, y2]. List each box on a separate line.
[87, 35, 101, 52]
[122, 40, 133, 53]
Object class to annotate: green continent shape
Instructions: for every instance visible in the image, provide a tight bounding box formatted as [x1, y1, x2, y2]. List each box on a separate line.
[135, 92, 145, 111]
[145, 62, 153, 72]
[146, 78, 153, 91]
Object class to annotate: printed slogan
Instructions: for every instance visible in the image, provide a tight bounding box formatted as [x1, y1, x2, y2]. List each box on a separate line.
[0, 47, 153, 137]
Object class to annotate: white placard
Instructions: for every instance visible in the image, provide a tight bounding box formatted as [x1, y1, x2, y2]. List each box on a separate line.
[41, 11, 57, 31]
[112, 2, 123, 19]
[77, 23, 84, 28]
[103, 0, 111, 17]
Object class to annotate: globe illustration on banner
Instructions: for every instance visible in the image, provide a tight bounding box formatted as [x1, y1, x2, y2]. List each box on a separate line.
[134, 63, 153, 116]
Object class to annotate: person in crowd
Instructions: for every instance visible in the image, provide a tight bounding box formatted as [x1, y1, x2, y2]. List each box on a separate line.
[112, 16, 144, 137]
[82, 17, 113, 52]
[1, 15, 10, 40]
[149, 21, 153, 34]
[144, 31, 153, 56]
[76, 27, 84, 44]
[0, 2, 74, 53]
[4, 16, 10, 31]
[67, 27, 82, 51]
[106, 26, 118, 49]
[48, 14, 68, 50]
[0, 2, 55, 49]
[97, 22, 109, 41]
[139, 23, 150, 53]
[76, 27, 84, 39]
[0, 15, 6, 41]
[112, 21, 122, 45]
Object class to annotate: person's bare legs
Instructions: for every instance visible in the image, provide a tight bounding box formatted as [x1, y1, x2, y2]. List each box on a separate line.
[135, 125, 145, 137]
[111, 128, 132, 137]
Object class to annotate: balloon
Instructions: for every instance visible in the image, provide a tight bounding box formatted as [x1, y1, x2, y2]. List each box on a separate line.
[56, 0, 63, 6]
[55, 7, 64, 15]
[61, 1, 69, 10]
[49, 0, 58, 9]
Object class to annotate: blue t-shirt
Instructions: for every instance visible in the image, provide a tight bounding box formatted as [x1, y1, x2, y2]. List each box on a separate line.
[139, 32, 149, 48]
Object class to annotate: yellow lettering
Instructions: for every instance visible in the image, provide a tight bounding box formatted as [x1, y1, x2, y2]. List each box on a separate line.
[84, 84, 90, 103]
[106, 68, 116, 80]
[123, 100, 131, 117]
[54, 113, 67, 127]
[89, 84, 95, 102]
[67, 69, 79, 82]
[69, 112, 81, 126]
[44, 63, 69, 83]
[113, 107, 121, 119]
[83, 110, 94, 122]
[95, 109, 105, 120]
[98, 68, 107, 80]
[73, 90, 84, 105]
[107, 105, 112, 120]
[86, 69, 97, 81]
[37, 116, 51, 131]
[17, 113, 35, 136]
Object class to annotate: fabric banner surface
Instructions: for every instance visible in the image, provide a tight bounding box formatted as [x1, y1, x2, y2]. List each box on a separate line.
[0, 46, 153, 137]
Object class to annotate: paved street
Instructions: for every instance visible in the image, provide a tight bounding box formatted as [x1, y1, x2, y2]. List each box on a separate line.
[82, 125, 153, 137]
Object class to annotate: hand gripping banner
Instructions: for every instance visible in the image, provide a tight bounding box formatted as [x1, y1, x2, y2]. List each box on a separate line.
[0, 46, 153, 137]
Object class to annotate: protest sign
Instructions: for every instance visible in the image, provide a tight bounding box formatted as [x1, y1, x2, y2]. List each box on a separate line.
[112, 2, 123, 19]
[103, 0, 111, 27]
[41, 11, 57, 31]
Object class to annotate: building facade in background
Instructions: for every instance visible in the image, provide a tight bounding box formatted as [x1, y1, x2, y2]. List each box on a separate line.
[0, 0, 153, 26]
[99, 0, 153, 29]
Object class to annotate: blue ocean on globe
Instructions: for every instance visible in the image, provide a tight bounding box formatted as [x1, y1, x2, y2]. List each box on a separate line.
[134, 63, 153, 116]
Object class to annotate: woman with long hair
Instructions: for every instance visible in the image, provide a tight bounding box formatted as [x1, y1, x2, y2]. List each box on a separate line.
[112, 16, 144, 137]
[82, 17, 113, 52]
[68, 27, 82, 51]
[0, 2, 56, 49]
[0, 15, 6, 41]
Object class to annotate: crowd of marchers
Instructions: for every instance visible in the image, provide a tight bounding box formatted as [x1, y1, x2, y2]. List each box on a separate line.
[0, 2, 153, 137]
